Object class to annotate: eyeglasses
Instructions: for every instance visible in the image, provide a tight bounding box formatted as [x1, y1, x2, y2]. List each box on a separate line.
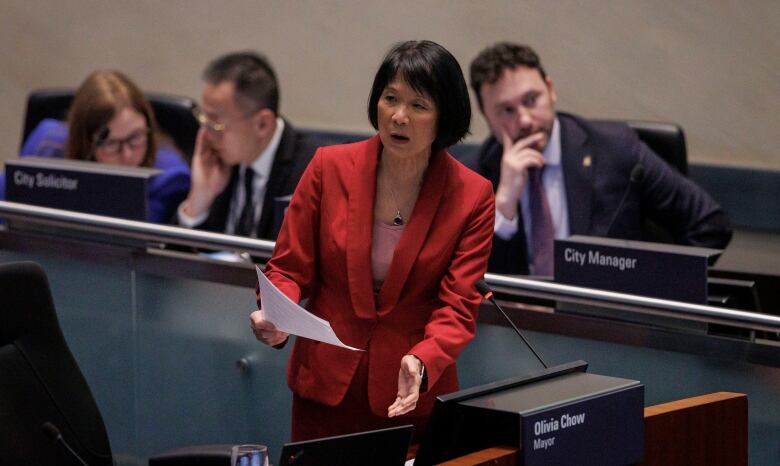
[95, 128, 149, 154]
[192, 104, 261, 134]
[192, 105, 226, 134]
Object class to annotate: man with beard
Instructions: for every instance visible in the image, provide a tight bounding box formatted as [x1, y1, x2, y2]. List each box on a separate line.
[464, 42, 732, 275]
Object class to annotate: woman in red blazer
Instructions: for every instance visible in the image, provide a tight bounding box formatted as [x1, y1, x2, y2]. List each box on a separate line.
[251, 40, 495, 442]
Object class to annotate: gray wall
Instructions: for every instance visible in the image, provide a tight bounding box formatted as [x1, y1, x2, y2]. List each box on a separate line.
[2, 0, 778, 168]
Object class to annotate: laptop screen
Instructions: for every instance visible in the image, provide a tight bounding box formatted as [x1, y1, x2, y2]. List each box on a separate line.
[278, 424, 413, 466]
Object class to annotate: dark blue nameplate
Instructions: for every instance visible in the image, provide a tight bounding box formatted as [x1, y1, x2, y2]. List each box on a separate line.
[460, 371, 644, 466]
[555, 235, 721, 304]
[5, 157, 159, 221]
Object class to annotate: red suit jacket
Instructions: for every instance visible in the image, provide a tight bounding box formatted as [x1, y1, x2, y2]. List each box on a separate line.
[261, 135, 494, 417]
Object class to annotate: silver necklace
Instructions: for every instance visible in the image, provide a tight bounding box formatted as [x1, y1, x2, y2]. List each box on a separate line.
[388, 184, 404, 226]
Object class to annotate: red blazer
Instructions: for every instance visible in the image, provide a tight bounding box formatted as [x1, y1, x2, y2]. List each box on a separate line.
[261, 135, 494, 417]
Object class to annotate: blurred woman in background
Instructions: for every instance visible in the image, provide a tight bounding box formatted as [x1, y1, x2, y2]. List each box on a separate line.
[17, 70, 191, 223]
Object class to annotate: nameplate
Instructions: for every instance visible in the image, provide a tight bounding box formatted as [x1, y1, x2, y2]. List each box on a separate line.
[460, 372, 644, 466]
[273, 194, 293, 236]
[554, 235, 721, 304]
[5, 157, 159, 221]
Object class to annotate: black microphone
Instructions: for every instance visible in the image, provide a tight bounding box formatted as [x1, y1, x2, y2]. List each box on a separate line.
[89, 126, 110, 161]
[94, 126, 110, 146]
[604, 163, 645, 238]
[41, 421, 89, 466]
[475, 280, 548, 369]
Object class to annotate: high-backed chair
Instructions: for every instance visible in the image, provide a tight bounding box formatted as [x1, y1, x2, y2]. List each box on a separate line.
[596, 119, 689, 175]
[21, 89, 200, 159]
[0, 261, 114, 465]
[0, 261, 234, 465]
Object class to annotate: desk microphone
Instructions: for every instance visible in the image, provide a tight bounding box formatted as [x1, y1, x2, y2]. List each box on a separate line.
[604, 163, 645, 238]
[94, 126, 110, 146]
[475, 279, 548, 369]
[41, 421, 89, 466]
[89, 126, 110, 161]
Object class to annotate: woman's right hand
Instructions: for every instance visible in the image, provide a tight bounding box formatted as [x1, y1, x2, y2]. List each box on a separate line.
[250, 309, 289, 347]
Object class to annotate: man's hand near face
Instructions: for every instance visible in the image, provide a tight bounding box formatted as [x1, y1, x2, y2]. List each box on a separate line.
[182, 127, 233, 218]
[494, 129, 546, 221]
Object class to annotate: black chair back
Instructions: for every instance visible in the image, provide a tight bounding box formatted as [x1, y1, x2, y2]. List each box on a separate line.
[596, 119, 689, 175]
[22, 89, 199, 159]
[0, 261, 113, 465]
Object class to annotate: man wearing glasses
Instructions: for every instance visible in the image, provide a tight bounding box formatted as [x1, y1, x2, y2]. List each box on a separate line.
[178, 51, 319, 239]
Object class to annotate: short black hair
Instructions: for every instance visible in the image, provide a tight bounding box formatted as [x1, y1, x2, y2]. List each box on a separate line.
[368, 40, 471, 153]
[470, 42, 547, 110]
[203, 51, 280, 114]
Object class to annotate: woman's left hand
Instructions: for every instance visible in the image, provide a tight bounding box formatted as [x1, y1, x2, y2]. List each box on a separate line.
[387, 355, 424, 417]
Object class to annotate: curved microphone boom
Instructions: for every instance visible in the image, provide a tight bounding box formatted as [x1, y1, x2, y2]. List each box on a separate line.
[475, 279, 548, 369]
[604, 163, 645, 238]
[41, 421, 89, 466]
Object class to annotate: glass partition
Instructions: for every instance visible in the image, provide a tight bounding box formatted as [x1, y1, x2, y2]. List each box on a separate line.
[134, 272, 291, 460]
[1, 203, 779, 464]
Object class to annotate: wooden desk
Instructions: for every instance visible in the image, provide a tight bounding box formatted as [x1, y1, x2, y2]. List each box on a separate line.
[642, 392, 747, 466]
[436, 392, 747, 466]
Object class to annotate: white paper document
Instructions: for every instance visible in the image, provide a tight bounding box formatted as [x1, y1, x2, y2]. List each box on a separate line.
[256, 266, 362, 351]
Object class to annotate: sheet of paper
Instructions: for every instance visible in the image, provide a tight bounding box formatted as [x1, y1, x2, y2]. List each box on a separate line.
[256, 266, 362, 351]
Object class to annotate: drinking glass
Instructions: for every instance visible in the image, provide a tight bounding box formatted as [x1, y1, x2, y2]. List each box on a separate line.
[231, 444, 269, 466]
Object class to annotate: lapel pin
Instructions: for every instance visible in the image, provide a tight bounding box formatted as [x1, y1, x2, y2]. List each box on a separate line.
[582, 155, 592, 168]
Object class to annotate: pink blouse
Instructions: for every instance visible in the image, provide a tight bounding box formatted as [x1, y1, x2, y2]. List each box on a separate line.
[371, 218, 405, 292]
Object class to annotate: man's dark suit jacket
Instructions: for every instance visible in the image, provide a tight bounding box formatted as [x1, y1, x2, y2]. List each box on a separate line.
[194, 120, 320, 240]
[460, 112, 732, 275]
